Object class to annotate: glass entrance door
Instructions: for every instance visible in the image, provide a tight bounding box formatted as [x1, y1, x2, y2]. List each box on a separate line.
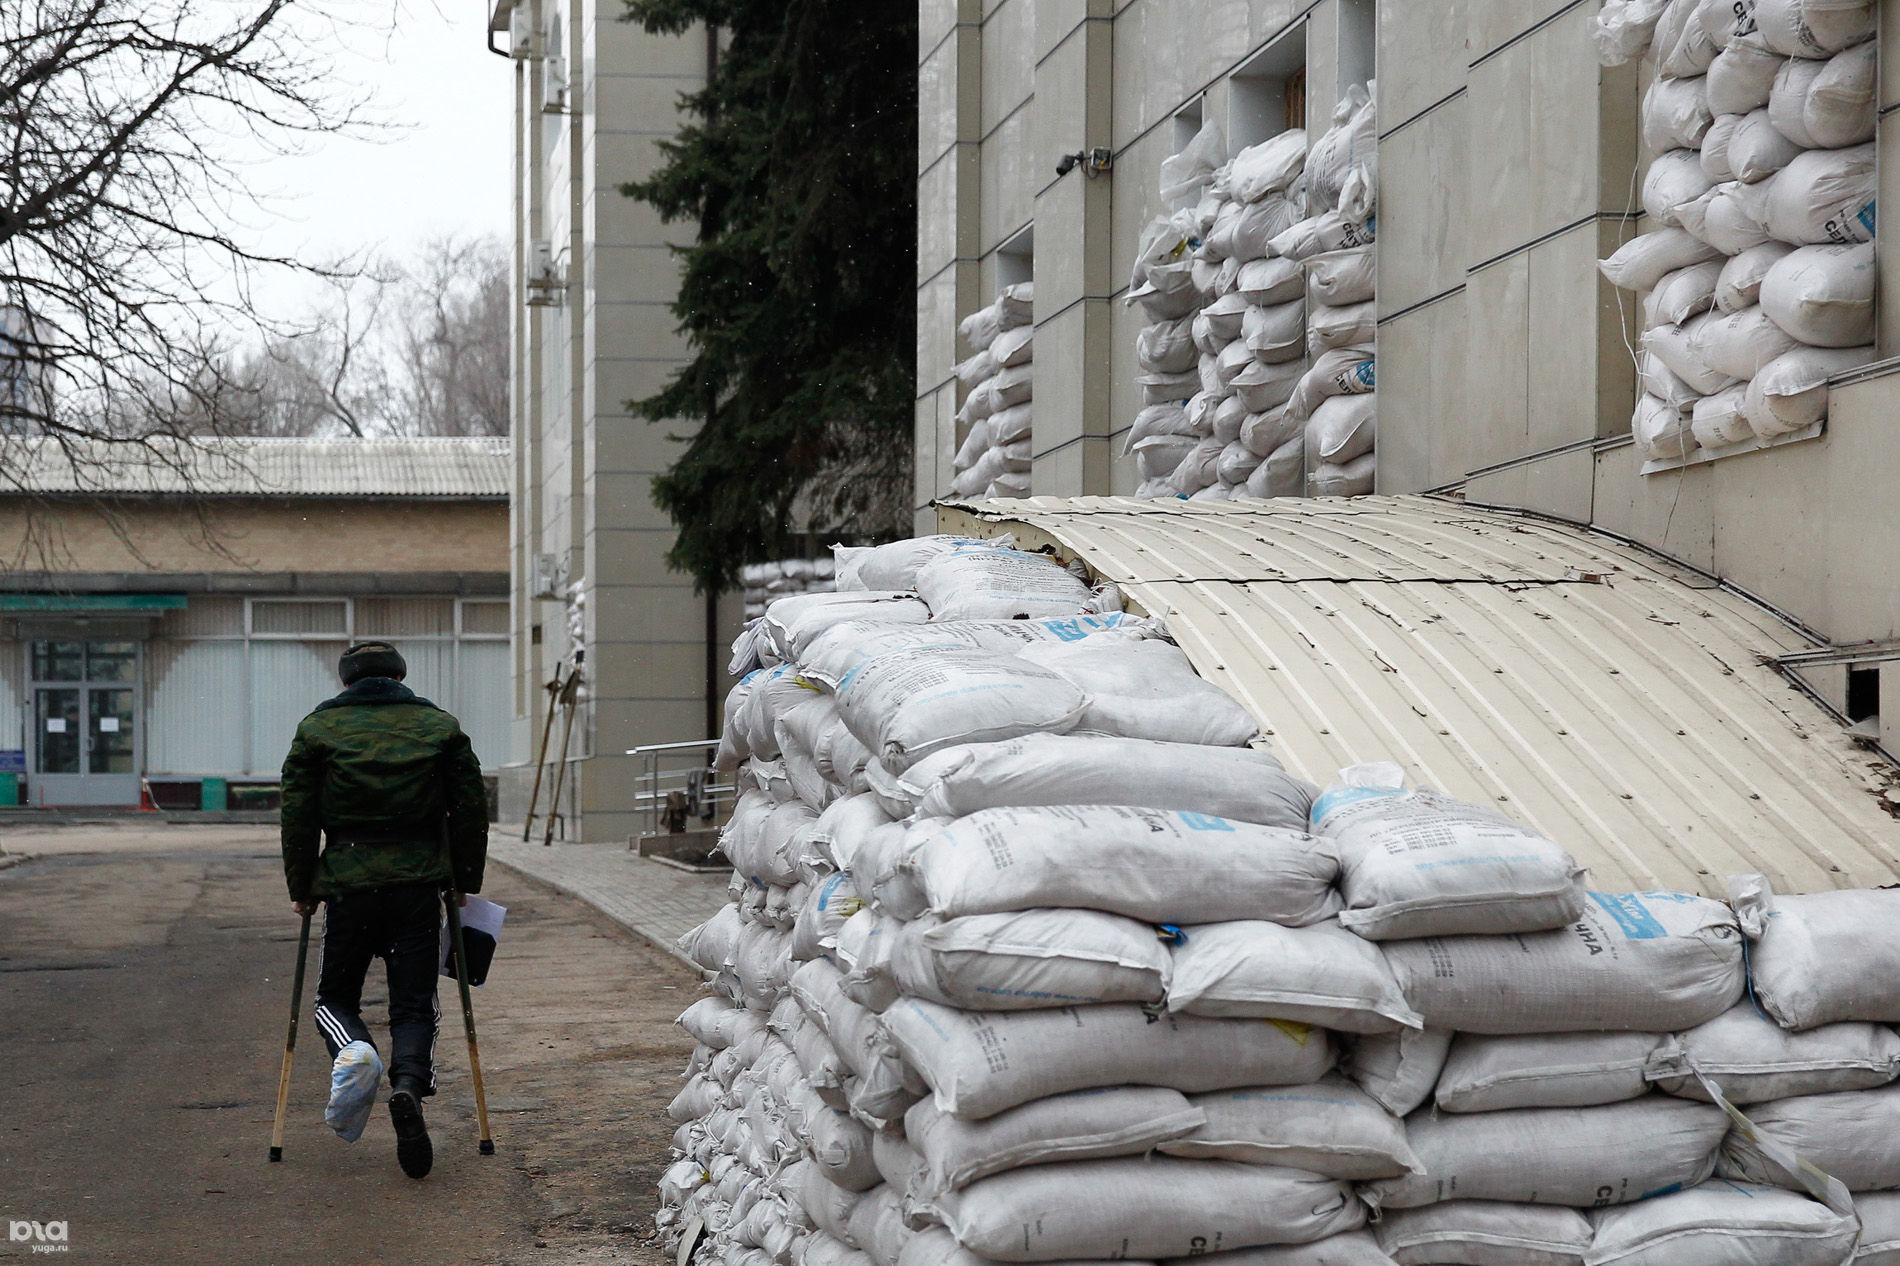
[30, 640, 142, 806]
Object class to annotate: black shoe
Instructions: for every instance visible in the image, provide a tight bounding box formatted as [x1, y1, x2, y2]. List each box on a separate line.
[388, 1081, 433, 1180]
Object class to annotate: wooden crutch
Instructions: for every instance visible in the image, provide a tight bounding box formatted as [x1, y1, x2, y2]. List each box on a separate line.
[268, 909, 314, 1162]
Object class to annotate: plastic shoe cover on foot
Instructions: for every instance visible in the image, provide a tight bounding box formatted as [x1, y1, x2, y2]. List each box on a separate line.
[326, 1040, 384, 1143]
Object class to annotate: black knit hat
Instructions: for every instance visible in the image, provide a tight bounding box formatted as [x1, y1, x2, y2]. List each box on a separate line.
[339, 641, 407, 685]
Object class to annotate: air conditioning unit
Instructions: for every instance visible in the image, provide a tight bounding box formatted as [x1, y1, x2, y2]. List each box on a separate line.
[507, 4, 533, 58]
[540, 15, 569, 113]
[525, 240, 566, 307]
[532, 552, 568, 601]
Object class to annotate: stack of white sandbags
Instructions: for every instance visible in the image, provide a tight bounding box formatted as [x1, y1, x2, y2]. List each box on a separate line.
[743, 560, 839, 622]
[950, 286, 1035, 499]
[1271, 83, 1378, 499]
[1597, 0, 1876, 464]
[674, 529, 1900, 1266]
[1127, 121, 1314, 500]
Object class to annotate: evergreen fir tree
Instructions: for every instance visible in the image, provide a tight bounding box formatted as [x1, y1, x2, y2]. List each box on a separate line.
[622, 0, 917, 593]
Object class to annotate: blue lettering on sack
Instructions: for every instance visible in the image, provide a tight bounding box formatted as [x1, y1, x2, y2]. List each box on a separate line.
[1590, 891, 1669, 940]
[1309, 784, 1399, 826]
[1177, 812, 1235, 832]
[1859, 201, 1877, 235]
[1354, 361, 1376, 389]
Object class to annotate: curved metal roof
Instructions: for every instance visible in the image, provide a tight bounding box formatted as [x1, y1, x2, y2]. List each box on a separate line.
[0, 436, 510, 499]
[938, 495, 1900, 897]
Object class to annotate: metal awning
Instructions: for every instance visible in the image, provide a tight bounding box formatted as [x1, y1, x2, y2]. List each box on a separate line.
[939, 495, 1900, 897]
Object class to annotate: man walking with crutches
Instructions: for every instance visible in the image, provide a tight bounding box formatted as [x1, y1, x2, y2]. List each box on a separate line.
[279, 641, 489, 1179]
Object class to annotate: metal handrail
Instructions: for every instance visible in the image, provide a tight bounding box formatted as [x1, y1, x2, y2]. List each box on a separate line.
[624, 739, 737, 839]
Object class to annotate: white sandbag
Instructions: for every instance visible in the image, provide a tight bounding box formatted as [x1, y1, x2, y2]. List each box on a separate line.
[1743, 342, 1871, 435]
[1599, 229, 1722, 293]
[1218, 441, 1265, 486]
[1267, 211, 1376, 263]
[884, 998, 1334, 1120]
[1161, 1077, 1421, 1180]
[1230, 132, 1309, 204]
[1640, 354, 1701, 413]
[1707, 37, 1787, 114]
[1245, 434, 1306, 499]
[987, 403, 1033, 446]
[1435, 1032, 1663, 1113]
[1676, 182, 1774, 253]
[1857, 1191, 1900, 1265]
[1641, 313, 1739, 394]
[1168, 436, 1226, 495]
[830, 647, 1087, 772]
[1132, 434, 1198, 481]
[1306, 248, 1376, 307]
[904, 1089, 1204, 1198]
[874, 1130, 928, 1195]
[886, 734, 1314, 829]
[848, 1184, 913, 1266]
[1715, 241, 1795, 311]
[1689, 305, 1800, 379]
[1287, 348, 1376, 421]
[1164, 1235, 1397, 1266]
[1753, 0, 1874, 58]
[1308, 302, 1377, 356]
[913, 546, 1092, 623]
[1233, 357, 1309, 413]
[902, 804, 1339, 926]
[802, 613, 1156, 692]
[887, 909, 1171, 1010]
[991, 325, 1033, 369]
[1203, 291, 1251, 340]
[1690, 383, 1754, 448]
[1642, 74, 1713, 151]
[1647, 1002, 1900, 1103]
[835, 536, 1000, 593]
[1383, 891, 1745, 1034]
[1365, 1097, 1728, 1210]
[779, 695, 872, 802]
[793, 872, 867, 961]
[1768, 53, 1827, 145]
[1375, 1202, 1592, 1266]
[1730, 874, 1900, 1027]
[1697, 0, 1759, 50]
[1309, 453, 1375, 498]
[1137, 318, 1200, 375]
[929, 1158, 1360, 1263]
[1168, 919, 1421, 1034]
[1644, 260, 1720, 330]
[1643, 149, 1716, 226]
[1016, 638, 1261, 747]
[989, 364, 1033, 410]
[1759, 143, 1876, 244]
[1700, 111, 1740, 181]
[1803, 39, 1876, 146]
[1720, 1082, 1900, 1190]
[1343, 1029, 1452, 1117]
[1586, 1181, 1859, 1266]
[1759, 242, 1875, 345]
[807, 1099, 885, 1191]
[1239, 257, 1307, 305]
[1726, 109, 1802, 183]
[1305, 81, 1375, 206]
[1210, 197, 1305, 261]
[1311, 767, 1587, 940]
[1243, 404, 1301, 458]
[1659, 2, 1720, 75]
[1245, 301, 1309, 363]
[1305, 395, 1377, 465]
[794, 1161, 866, 1244]
[1593, 0, 1673, 66]
[1127, 403, 1196, 451]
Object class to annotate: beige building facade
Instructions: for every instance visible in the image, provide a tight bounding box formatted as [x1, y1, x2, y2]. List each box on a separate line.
[492, 0, 746, 841]
[917, 1, 1900, 743]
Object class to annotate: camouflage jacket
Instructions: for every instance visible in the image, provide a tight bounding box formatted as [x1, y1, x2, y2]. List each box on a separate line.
[280, 677, 488, 900]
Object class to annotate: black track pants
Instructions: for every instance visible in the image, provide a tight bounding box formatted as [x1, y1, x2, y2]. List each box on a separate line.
[312, 881, 441, 1095]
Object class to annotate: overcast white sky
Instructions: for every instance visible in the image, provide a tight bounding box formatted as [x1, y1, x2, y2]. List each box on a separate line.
[238, 1, 513, 316]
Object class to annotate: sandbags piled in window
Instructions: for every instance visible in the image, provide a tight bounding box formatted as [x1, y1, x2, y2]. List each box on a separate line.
[950, 285, 1035, 500]
[666, 530, 1900, 1266]
[1126, 119, 1314, 500]
[745, 559, 839, 621]
[1598, 0, 1876, 464]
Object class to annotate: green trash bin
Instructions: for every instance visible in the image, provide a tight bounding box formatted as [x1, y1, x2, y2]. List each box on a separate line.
[200, 777, 229, 812]
[0, 772, 17, 807]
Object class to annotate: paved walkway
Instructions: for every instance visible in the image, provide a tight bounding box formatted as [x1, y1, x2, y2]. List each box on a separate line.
[488, 836, 726, 965]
